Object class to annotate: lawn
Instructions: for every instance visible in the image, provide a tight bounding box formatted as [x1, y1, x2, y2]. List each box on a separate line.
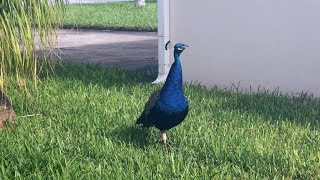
[63, 1, 157, 31]
[1, 63, 319, 179]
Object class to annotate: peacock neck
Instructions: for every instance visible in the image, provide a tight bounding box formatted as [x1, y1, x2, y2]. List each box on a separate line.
[161, 53, 183, 94]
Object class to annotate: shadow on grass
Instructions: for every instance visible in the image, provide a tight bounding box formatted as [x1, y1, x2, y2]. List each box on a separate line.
[44, 62, 157, 88]
[213, 86, 320, 128]
[107, 125, 155, 149]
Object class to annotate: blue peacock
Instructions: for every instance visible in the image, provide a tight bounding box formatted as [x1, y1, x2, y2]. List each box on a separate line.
[136, 43, 189, 145]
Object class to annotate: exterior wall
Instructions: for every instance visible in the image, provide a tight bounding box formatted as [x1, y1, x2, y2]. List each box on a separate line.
[169, 0, 320, 96]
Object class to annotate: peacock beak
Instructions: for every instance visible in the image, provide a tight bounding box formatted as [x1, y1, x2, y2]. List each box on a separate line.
[181, 44, 189, 50]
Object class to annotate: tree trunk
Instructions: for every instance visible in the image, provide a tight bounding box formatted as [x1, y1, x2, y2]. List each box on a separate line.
[0, 91, 16, 128]
[134, 0, 145, 7]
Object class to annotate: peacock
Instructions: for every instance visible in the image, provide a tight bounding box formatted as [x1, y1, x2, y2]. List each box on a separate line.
[136, 43, 189, 145]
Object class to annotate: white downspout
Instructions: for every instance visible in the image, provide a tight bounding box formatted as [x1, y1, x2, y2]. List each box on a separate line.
[152, 0, 170, 84]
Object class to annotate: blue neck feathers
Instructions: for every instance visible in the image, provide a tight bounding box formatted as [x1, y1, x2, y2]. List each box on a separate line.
[161, 51, 183, 95]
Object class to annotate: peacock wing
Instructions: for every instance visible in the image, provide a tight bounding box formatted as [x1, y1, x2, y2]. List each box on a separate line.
[144, 90, 161, 118]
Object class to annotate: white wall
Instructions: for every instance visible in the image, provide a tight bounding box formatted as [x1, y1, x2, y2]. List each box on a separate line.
[169, 0, 320, 96]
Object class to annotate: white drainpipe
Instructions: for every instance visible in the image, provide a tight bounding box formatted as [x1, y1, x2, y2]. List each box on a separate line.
[152, 0, 170, 84]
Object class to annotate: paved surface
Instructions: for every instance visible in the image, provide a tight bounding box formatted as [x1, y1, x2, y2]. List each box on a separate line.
[44, 29, 158, 70]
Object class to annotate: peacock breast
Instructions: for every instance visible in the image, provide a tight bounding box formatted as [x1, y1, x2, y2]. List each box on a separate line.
[156, 93, 188, 114]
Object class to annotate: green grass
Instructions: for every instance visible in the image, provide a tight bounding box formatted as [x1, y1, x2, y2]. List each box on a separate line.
[1, 63, 320, 179]
[63, 2, 157, 31]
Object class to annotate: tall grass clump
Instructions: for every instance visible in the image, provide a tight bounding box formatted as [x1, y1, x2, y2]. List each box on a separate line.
[0, 0, 65, 92]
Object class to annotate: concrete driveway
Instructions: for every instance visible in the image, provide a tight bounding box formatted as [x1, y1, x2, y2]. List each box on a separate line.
[46, 29, 158, 70]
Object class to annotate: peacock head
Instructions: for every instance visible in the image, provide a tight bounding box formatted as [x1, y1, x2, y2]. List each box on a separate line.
[174, 43, 189, 55]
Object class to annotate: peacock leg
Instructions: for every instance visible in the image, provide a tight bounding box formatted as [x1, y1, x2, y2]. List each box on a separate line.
[161, 130, 167, 146]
